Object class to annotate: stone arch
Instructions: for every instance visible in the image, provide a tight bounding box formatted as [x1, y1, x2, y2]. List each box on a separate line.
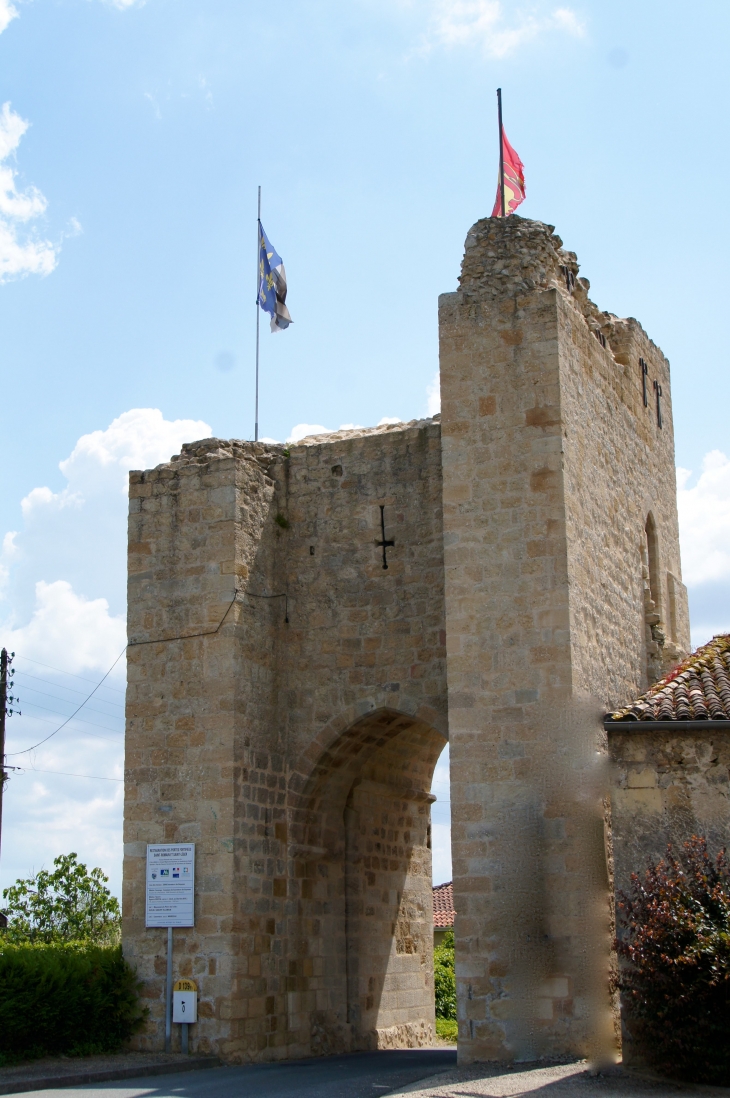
[287, 706, 448, 1056]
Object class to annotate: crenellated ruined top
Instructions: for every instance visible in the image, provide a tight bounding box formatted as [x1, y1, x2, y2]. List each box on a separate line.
[456, 215, 670, 371]
[459, 215, 569, 300]
[130, 418, 442, 482]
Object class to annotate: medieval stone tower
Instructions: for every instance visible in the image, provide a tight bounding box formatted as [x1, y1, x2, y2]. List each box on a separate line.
[122, 216, 689, 1064]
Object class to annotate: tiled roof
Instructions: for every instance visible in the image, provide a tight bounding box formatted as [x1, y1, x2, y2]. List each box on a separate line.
[433, 881, 455, 928]
[608, 635, 730, 722]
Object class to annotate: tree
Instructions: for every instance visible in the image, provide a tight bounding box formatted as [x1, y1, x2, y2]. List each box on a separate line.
[434, 929, 456, 1020]
[0, 853, 120, 944]
[616, 836, 730, 1085]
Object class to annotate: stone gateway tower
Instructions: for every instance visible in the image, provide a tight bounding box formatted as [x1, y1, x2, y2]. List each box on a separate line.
[123, 217, 689, 1064]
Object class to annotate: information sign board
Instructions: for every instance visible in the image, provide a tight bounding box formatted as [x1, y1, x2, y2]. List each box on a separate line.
[145, 843, 195, 927]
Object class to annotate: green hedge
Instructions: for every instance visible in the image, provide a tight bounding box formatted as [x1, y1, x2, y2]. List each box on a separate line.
[434, 930, 456, 1021]
[0, 941, 147, 1063]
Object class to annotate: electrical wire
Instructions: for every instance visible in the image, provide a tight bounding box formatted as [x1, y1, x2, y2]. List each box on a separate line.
[16, 671, 125, 711]
[8, 709, 123, 738]
[14, 698, 123, 735]
[7, 647, 127, 756]
[6, 587, 276, 758]
[14, 654, 126, 695]
[15, 766, 123, 783]
[7, 718, 122, 748]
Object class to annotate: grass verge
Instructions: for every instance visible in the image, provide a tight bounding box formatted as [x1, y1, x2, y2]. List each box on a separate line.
[435, 1018, 457, 1043]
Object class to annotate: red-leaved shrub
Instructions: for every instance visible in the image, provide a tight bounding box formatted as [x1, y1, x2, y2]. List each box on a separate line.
[616, 836, 730, 1085]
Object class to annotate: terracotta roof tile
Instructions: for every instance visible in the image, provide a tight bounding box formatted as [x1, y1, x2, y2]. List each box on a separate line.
[609, 634, 730, 722]
[433, 881, 454, 928]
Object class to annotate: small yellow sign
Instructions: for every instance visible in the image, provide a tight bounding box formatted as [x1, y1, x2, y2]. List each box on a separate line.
[173, 979, 197, 992]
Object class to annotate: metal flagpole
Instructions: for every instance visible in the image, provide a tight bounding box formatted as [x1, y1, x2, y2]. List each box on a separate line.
[255, 185, 261, 442]
[497, 88, 506, 218]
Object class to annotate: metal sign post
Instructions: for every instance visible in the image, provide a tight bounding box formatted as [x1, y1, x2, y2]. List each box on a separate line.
[165, 926, 173, 1052]
[146, 844, 195, 1052]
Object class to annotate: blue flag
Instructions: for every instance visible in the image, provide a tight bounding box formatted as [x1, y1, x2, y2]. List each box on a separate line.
[258, 222, 292, 333]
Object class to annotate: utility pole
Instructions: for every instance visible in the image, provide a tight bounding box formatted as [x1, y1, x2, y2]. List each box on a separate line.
[0, 649, 19, 865]
[0, 649, 8, 862]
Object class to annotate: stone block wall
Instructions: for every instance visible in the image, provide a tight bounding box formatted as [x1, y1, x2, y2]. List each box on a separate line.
[608, 725, 730, 1064]
[438, 216, 689, 1064]
[123, 421, 448, 1061]
[609, 727, 730, 893]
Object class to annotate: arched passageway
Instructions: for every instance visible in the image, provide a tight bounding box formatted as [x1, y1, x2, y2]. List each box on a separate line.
[288, 708, 448, 1055]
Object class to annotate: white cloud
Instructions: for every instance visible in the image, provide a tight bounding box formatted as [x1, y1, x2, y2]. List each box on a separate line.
[0, 580, 126, 675]
[0, 531, 18, 592]
[421, 0, 585, 58]
[3, 408, 210, 665]
[677, 451, 730, 586]
[58, 407, 211, 496]
[287, 423, 332, 443]
[427, 372, 441, 415]
[2, 742, 124, 899]
[0, 102, 57, 283]
[552, 6, 584, 35]
[21, 485, 81, 517]
[288, 420, 400, 443]
[0, 409, 212, 897]
[0, 0, 18, 35]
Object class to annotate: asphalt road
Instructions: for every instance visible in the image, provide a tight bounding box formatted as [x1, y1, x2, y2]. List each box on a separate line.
[9, 1050, 457, 1098]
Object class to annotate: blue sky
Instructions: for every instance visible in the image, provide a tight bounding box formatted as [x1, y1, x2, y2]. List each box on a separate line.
[0, 0, 729, 898]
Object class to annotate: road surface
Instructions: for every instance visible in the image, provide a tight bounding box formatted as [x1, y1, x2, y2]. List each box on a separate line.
[5, 1049, 457, 1098]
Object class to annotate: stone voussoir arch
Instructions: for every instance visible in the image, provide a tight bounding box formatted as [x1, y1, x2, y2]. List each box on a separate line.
[283, 697, 449, 1054]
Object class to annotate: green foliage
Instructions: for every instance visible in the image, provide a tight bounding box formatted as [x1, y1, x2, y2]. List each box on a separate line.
[1, 853, 120, 944]
[616, 836, 730, 1085]
[434, 929, 456, 1020]
[0, 941, 147, 1062]
[274, 512, 290, 529]
[435, 1017, 458, 1042]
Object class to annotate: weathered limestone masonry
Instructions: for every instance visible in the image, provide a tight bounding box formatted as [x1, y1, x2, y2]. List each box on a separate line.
[605, 634, 730, 1062]
[124, 420, 447, 1061]
[123, 214, 690, 1066]
[610, 725, 730, 895]
[438, 216, 689, 1063]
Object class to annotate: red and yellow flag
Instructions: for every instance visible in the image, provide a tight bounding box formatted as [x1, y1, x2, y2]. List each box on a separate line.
[491, 131, 525, 217]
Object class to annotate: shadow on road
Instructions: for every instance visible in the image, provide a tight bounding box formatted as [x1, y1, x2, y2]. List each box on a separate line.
[18, 1049, 458, 1098]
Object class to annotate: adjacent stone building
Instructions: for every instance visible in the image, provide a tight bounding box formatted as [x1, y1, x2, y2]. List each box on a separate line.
[123, 215, 691, 1064]
[606, 634, 730, 1062]
[608, 634, 730, 895]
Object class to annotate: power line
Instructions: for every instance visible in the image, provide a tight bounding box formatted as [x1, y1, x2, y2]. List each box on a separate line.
[6, 592, 246, 759]
[15, 671, 125, 711]
[14, 655, 126, 695]
[15, 766, 122, 783]
[7, 715, 124, 746]
[8, 713, 123, 745]
[13, 699, 123, 735]
[7, 647, 127, 757]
